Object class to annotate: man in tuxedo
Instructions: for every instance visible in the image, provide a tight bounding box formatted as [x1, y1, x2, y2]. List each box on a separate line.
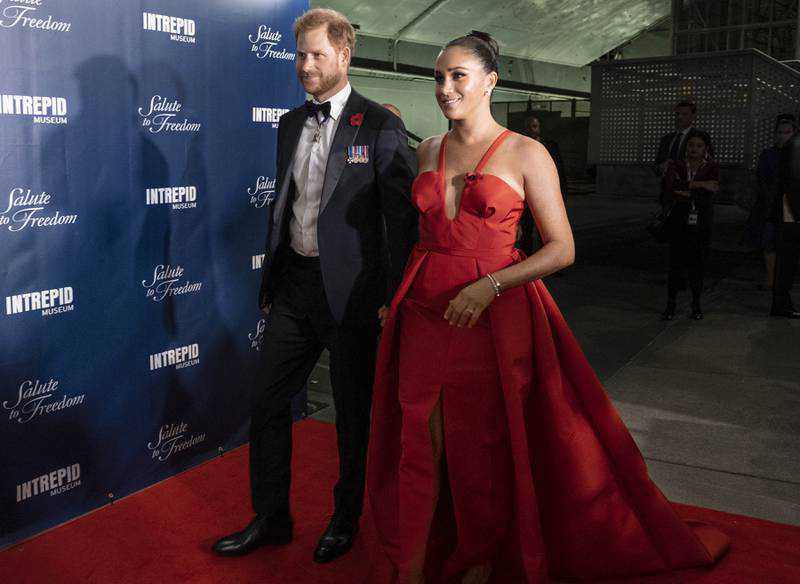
[772, 131, 800, 318]
[655, 100, 698, 177]
[213, 8, 417, 562]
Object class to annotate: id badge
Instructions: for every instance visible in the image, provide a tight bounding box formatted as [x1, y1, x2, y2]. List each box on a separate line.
[687, 210, 699, 226]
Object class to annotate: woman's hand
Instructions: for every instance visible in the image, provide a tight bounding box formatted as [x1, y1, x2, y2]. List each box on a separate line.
[689, 180, 719, 192]
[444, 277, 497, 328]
[673, 190, 691, 199]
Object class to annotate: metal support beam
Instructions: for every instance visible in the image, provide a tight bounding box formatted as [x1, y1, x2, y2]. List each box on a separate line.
[351, 56, 591, 99]
[392, 0, 450, 71]
[796, 0, 800, 59]
[354, 33, 591, 97]
[394, 0, 450, 40]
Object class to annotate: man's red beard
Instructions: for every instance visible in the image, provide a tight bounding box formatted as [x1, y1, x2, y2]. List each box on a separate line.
[301, 70, 342, 98]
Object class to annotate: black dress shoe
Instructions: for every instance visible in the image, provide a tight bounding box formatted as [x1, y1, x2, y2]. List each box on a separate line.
[212, 514, 292, 556]
[661, 302, 676, 321]
[690, 304, 703, 320]
[770, 306, 800, 318]
[313, 516, 359, 564]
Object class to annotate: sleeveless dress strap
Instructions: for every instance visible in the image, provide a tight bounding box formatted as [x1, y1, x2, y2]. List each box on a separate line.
[437, 134, 448, 174]
[438, 129, 511, 194]
[437, 134, 448, 194]
[474, 129, 512, 174]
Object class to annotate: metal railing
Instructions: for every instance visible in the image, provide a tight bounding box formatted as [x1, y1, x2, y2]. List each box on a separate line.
[590, 49, 800, 170]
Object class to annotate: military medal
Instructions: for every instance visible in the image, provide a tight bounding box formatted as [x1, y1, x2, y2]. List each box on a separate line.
[346, 145, 369, 164]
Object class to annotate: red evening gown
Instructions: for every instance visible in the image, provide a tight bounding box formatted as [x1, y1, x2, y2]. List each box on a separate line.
[367, 130, 729, 583]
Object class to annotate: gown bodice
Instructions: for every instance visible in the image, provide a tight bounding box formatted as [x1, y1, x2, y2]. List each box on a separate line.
[411, 129, 524, 256]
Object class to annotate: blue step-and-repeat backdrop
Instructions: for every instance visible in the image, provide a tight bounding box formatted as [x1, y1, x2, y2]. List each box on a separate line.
[0, 0, 307, 548]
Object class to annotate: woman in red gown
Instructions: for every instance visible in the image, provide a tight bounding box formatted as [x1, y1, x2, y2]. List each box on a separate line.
[367, 32, 729, 584]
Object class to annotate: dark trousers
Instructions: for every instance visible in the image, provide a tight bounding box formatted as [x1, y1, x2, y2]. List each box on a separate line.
[668, 236, 707, 303]
[773, 223, 800, 310]
[249, 250, 378, 523]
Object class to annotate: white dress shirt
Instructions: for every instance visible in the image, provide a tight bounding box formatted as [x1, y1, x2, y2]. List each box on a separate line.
[289, 83, 352, 257]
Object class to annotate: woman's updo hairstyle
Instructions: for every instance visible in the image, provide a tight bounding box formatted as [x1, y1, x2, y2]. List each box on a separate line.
[444, 30, 500, 76]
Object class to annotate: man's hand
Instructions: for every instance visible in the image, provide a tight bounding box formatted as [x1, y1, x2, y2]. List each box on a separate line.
[784, 193, 796, 223]
[378, 305, 389, 328]
[262, 303, 272, 316]
[673, 190, 691, 199]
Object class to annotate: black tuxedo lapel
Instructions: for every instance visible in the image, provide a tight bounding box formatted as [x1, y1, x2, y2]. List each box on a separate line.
[272, 109, 306, 234]
[319, 91, 366, 215]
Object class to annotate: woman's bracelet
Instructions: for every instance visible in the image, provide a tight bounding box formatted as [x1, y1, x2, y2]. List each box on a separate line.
[486, 273, 503, 296]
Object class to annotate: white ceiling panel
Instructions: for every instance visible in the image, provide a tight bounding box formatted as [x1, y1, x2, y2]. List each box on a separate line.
[316, 0, 669, 67]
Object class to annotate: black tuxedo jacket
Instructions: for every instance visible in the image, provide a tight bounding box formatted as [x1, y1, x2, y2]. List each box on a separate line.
[259, 89, 418, 324]
[654, 130, 690, 176]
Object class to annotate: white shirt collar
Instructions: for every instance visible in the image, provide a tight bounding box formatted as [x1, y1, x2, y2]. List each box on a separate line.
[312, 82, 351, 121]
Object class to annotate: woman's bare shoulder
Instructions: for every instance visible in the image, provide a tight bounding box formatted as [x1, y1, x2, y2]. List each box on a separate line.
[504, 131, 547, 159]
[501, 132, 552, 178]
[417, 134, 445, 172]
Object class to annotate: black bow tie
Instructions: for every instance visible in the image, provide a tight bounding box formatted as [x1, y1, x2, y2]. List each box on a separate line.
[305, 100, 331, 121]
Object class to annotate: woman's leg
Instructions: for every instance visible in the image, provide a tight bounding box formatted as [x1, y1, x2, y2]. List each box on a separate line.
[399, 397, 445, 584]
[664, 239, 682, 318]
[689, 244, 706, 307]
[763, 222, 777, 289]
[765, 251, 776, 289]
[686, 241, 706, 319]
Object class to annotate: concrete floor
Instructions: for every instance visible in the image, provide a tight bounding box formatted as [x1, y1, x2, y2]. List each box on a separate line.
[306, 195, 800, 527]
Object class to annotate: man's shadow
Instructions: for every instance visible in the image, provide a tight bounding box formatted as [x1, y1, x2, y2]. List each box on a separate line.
[38, 55, 206, 494]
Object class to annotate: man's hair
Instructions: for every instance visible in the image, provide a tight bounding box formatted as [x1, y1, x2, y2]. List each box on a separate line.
[293, 8, 355, 55]
[675, 100, 697, 115]
[382, 103, 402, 119]
[525, 113, 541, 125]
[776, 113, 798, 131]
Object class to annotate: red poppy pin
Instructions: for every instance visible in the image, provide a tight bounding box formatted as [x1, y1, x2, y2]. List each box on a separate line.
[350, 113, 363, 127]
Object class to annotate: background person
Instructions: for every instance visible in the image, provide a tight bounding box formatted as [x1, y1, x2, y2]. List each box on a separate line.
[381, 103, 402, 119]
[654, 100, 698, 177]
[518, 113, 567, 255]
[661, 130, 719, 320]
[743, 114, 797, 289]
[771, 130, 800, 318]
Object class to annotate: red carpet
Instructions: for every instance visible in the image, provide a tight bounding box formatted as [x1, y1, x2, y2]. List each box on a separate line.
[1, 419, 799, 583]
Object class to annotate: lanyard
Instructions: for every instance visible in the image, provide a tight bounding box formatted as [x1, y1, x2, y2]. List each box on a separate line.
[686, 160, 704, 183]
